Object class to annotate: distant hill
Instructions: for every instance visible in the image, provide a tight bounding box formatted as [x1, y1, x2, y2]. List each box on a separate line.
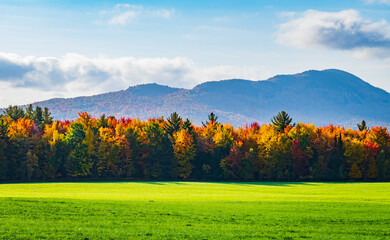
[16, 69, 390, 127]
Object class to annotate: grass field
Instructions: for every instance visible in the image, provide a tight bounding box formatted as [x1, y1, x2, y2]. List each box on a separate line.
[0, 182, 389, 239]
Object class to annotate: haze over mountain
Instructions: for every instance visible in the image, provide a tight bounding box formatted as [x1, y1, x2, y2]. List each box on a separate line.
[16, 69, 390, 127]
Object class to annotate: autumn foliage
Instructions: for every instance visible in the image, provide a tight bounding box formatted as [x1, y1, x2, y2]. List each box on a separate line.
[0, 109, 390, 182]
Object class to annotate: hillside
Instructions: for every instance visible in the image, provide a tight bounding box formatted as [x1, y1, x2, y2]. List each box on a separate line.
[19, 69, 390, 127]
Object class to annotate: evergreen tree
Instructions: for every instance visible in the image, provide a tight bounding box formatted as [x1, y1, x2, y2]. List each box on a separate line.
[42, 107, 53, 125]
[383, 159, 390, 181]
[96, 133, 113, 178]
[0, 140, 7, 180]
[377, 150, 385, 181]
[181, 118, 196, 143]
[164, 112, 182, 136]
[144, 122, 174, 179]
[357, 120, 368, 131]
[25, 104, 34, 119]
[181, 119, 194, 134]
[367, 158, 378, 180]
[329, 133, 345, 180]
[271, 111, 292, 132]
[202, 112, 219, 127]
[66, 122, 86, 147]
[97, 114, 108, 128]
[3, 105, 25, 121]
[26, 150, 39, 181]
[32, 106, 44, 129]
[65, 122, 91, 178]
[0, 118, 8, 180]
[66, 143, 90, 177]
[124, 127, 141, 177]
[47, 138, 65, 180]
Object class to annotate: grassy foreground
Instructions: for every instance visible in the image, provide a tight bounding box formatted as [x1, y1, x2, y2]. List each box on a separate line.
[0, 182, 389, 239]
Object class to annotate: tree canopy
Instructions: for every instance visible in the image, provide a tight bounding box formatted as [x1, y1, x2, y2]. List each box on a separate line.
[0, 107, 389, 182]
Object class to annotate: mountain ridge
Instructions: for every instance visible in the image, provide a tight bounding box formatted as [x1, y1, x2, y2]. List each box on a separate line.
[7, 69, 390, 128]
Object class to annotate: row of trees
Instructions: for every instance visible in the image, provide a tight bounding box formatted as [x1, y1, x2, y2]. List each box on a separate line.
[0, 106, 389, 182]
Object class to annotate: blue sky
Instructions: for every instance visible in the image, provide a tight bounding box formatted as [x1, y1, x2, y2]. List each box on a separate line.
[0, 0, 390, 107]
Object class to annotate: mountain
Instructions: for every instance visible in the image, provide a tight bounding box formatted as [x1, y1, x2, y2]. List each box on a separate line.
[16, 69, 390, 127]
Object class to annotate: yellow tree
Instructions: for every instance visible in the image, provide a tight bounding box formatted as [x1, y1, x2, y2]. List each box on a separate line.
[349, 162, 362, 180]
[173, 129, 196, 179]
[43, 121, 66, 179]
[255, 124, 291, 180]
[97, 127, 117, 177]
[7, 118, 35, 140]
[77, 112, 96, 130]
[344, 138, 365, 180]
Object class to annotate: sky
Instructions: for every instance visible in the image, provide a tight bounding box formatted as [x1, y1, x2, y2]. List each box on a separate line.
[0, 0, 390, 107]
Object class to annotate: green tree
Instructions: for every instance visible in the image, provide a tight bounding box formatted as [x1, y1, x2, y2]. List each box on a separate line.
[97, 114, 109, 128]
[65, 122, 91, 178]
[349, 162, 362, 180]
[124, 127, 141, 177]
[357, 120, 368, 131]
[329, 133, 345, 180]
[144, 122, 173, 178]
[47, 139, 65, 180]
[66, 122, 86, 147]
[25, 104, 34, 119]
[3, 105, 25, 120]
[42, 107, 53, 126]
[26, 150, 39, 181]
[164, 112, 182, 137]
[0, 118, 8, 180]
[181, 119, 194, 135]
[202, 112, 219, 127]
[383, 159, 390, 181]
[377, 150, 385, 181]
[32, 106, 44, 130]
[66, 143, 90, 177]
[367, 158, 378, 180]
[271, 111, 292, 132]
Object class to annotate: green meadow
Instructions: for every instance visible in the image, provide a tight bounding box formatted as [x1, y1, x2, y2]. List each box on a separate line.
[0, 182, 389, 239]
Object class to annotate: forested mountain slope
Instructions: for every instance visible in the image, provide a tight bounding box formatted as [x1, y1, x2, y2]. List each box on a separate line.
[21, 69, 390, 127]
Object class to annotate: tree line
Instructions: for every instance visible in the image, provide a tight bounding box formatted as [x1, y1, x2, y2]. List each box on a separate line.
[0, 105, 389, 182]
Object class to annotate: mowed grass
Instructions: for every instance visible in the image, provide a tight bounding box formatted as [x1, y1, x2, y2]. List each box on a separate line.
[0, 182, 389, 239]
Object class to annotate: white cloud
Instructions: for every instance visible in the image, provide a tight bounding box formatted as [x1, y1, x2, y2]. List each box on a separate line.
[364, 0, 390, 5]
[115, 3, 131, 8]
[109, 11, 136, 25]
[276, 9, 390, 58]
[104, 4, 174, 25]
[277, 11, 296, 18]
[0, 52, 269, 107]
[150, 9, 174, 18]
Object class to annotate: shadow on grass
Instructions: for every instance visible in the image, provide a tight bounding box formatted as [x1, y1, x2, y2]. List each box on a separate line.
[125, 181, 377, 187]
[207, 182, 315, 187]
[107, 181, 317, 187]
[2, 181, 376, 187]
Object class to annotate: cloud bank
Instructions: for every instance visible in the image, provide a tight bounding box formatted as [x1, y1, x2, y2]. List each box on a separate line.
[276, 9, 390, 58]
[0, 52, 268, 107]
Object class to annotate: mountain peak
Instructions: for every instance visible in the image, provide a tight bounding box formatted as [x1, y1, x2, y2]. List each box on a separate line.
[126, 83, 182, 97]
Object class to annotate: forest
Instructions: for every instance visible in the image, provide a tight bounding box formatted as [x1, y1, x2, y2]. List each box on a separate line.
[0, 105, 389, 182]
